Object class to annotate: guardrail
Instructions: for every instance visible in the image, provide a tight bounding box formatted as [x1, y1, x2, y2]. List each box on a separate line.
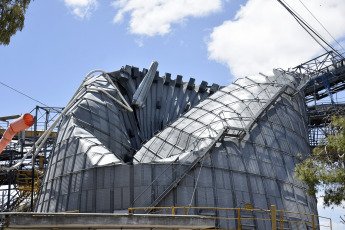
[128, 205, 332, 230]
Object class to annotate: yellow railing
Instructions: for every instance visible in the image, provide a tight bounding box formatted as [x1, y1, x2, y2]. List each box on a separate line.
[128, 205, 332, 230]
[61, 210, 80, 213]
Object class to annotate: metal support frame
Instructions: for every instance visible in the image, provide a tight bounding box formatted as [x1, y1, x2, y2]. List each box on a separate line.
[0, 106, 63, 212]
[281, 51, 345, 147]
[321, 74, 335, 104]
[291, 51, 344, 78]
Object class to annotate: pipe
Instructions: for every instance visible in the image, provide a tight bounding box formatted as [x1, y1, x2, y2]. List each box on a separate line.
[132, 61, 158, 108]
[0, 113, 34, 154]
[86, 87, 133, 112]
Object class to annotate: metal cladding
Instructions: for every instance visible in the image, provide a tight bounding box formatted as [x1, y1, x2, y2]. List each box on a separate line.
[36, 65, 318, 229]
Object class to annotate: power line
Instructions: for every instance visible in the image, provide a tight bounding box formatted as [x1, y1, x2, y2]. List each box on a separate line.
[297, 0, 345, 54]
[277, 0, 344, 58]
[280, 0, 334, 51]
[0, 81, 50, 107]
[279, 0, 329, 51]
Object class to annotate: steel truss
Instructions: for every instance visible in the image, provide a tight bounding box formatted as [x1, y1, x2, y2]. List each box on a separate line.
[283, 51, 345, 146]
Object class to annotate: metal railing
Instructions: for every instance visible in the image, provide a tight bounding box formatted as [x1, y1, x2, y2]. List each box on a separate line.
[128, 205, 332, 230]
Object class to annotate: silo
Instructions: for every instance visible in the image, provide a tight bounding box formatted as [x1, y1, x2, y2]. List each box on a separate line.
[35, 65, 318, 229]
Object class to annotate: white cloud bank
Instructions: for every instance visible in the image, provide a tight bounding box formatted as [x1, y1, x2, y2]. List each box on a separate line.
[111, 0, 222, 36]
[64, 0, 98, 19]
[207, 0, 345, 77]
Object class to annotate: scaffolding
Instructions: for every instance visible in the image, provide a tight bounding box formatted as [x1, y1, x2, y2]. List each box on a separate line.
[0, 106, 63, 212]
[282, 51, 345, 146]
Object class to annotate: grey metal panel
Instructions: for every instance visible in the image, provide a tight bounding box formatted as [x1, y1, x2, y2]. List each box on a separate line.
[168, 78, 184, 122]
[154, 77, 164, 132]
[96, 189, 111, 212]
[96, 168, 105, 189]
[263, 179, 280, 197]
[243, 157, 260, 174]
[48, 198, 57, 212]
[67, 192, 79, 211]
[86, 190, 95, 212]
[164, 78, 177, 126]
[176, 186, 194, 208]
[250, 126, 266, 146]
[80, 190, 87, 212]
[211, 146, 229, 169]
[113, 187, 122, 209]
[133, 186, 151, 207]
[232, 172, 248, 191]
[253, 193, 268, 209]
[274, 164, 289, 181]
[196, 186, 215, 207]
[234, 190, 251, 207]
[156, 186, 174, 209]
[255, 145, 270, 163]
[258, 160, 276, 178]
[114, 165, 130, 187]
[241, 141, 255, 159]
[82, 170, 94, 190]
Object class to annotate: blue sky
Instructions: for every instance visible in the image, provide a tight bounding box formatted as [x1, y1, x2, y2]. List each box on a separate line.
[1, 0, 345, 228]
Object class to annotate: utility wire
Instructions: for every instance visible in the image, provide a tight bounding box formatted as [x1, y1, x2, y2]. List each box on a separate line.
[280, 0, 334, 52]
[0, 80, 50, 107]
[284, 0, 344, 57]
[279, 0, 329, 52]
[277, 0, 344, 58]
[286, 0, 332, 49]
[297, 0, 345, 54]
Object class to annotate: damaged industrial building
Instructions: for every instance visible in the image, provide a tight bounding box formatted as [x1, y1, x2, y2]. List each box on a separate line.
[25, 54, 343, 229]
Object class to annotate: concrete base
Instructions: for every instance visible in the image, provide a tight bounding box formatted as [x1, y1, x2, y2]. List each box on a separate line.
[1, 212, 215, 230]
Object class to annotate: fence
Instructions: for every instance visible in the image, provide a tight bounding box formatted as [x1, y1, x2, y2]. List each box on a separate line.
[128, 205, 332, 230]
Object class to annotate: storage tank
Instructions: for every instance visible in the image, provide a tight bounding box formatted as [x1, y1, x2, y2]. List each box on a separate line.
[36, 64, 317, 229]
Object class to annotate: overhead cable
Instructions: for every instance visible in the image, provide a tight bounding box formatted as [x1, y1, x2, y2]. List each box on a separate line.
[0, 81, 50, 107]
[279, 0, 334, 52]
[297, 0, 345, 54]
[277, 0, 344, 58]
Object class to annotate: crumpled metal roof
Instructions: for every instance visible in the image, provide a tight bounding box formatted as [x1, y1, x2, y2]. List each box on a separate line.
[133, 70, 300, 163]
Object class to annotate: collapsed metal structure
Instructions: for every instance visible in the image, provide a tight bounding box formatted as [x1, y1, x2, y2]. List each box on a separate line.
[0, 51, 344, 229]
[32, 52, 344, 229]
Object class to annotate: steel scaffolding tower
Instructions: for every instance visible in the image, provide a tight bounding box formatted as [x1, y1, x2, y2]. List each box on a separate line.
[0, 106, 63, 211]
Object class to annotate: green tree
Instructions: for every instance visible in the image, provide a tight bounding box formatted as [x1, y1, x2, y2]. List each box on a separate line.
[0, 0, 32, 45]
[295, 116, 345, 207]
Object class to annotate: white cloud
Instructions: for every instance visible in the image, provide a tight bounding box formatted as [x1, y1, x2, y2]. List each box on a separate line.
[64, 0, 98, 19]
[207, 0, 345, 77]
[111, 0, 222, 36]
